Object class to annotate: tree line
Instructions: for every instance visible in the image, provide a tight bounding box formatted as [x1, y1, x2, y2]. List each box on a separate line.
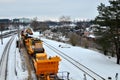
[94, 0, 120, 64]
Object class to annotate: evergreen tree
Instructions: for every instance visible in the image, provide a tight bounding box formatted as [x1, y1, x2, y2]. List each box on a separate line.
[95, 0, 120, 64]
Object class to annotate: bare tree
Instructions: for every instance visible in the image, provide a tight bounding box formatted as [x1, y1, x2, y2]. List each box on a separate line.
[68, 32, 80, 46]
[30, 17, 39, 31]
[59, 16, 71, 26]
[59, 16, 71, 22]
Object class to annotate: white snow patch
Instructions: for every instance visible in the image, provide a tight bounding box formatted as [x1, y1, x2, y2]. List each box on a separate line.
[42, 37, 120, 80]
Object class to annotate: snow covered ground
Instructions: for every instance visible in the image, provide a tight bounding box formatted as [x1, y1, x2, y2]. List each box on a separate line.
[7, 36, 28, 80]
[0, 37, 11, 59]
[0, 31, 120, 80]
[41, 37, 120, 80]
[0, 35, 29, 80]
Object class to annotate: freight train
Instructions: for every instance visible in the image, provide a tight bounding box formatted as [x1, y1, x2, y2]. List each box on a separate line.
[20, 28, 63, 80]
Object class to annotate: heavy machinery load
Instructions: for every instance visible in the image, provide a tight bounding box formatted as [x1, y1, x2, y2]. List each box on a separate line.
[33, 55, 61, 80]
[21, 29, 62, 80]
[25, 28, 33, 35]
[24, 38, 44, 55]
[21, 27, 33, 40]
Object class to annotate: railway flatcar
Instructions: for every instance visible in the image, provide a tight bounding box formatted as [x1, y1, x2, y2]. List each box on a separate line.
[20, 28, 62, 80]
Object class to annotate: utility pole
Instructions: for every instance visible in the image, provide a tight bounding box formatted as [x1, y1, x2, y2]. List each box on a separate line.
[0, 23, 3, 45]
[17, 21, 20, 39]
[17, 21, 21, 52]
[1, 29, 3, 45]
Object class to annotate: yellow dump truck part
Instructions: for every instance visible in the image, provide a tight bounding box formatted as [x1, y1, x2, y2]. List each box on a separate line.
[25, 39, 29, 46]
[25, 39, 34, 55]
[33, 56, 61, 76]
[34, 42, 43, 48]
[26, 28, 33, 35]
[27, 46, 34, 55]
[36, 53, 47, 60]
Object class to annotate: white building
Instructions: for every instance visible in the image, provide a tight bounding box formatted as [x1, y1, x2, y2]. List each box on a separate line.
[19, 18, 31, 23]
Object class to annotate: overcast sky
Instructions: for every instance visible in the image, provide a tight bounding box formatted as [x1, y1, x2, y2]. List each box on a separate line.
[0, 0, 108, 20]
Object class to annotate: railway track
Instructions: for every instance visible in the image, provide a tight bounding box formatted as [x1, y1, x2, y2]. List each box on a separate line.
[0, 30, 17, 38]
[0, 36, 15, 80]
[44, 42, 106, 80]
[20, 39, 37, 80]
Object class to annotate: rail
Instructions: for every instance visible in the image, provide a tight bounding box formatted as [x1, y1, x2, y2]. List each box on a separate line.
[0, 36, 15, 80]
[44, 42, 105, 80]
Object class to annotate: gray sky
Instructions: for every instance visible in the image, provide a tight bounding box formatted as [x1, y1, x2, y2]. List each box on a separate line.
[0, 0, 108, 20]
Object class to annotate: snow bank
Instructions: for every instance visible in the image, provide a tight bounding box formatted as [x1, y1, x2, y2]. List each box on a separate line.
[0, 37, 11, 60]
[7, 36, 28, 80]
[16, 48, 28, 80]
[42, 37, 120, 80]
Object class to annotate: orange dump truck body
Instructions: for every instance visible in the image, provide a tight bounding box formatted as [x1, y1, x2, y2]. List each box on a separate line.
[33, 55, 61, 76]
[24, 38, 44, 55]
[24, 39, 34, 54]
[34, 42, 43, 49]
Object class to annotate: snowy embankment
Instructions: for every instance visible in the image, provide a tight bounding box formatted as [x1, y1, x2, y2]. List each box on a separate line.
[0, 35, 28, 80]
[0, 37, 11, 59]
[7, 36, 28, 80]
[41, 37, 120, 80]
[1, 31, 119, 80]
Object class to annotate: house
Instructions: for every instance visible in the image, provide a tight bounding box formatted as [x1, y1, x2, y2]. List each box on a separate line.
[0, 19, 11, 23]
